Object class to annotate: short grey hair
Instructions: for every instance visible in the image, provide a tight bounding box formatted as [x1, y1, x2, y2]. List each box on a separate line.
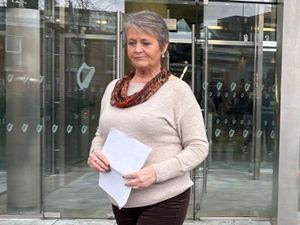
[124, 11, 169, 50]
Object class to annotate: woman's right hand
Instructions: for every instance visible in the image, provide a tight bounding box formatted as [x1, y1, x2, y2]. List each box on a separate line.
[87, 149, 111, 172]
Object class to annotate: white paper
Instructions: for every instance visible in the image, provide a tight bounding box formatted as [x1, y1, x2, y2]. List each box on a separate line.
[99, 168, 130, 209]
[98, 128, 151, 208]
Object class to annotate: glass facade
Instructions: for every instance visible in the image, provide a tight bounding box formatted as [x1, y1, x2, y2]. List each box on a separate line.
[0, 0, 281, 219]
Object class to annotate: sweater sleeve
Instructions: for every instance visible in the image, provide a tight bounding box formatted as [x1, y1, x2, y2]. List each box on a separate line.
[89, 103, 106, 153]
[153, 89, 209, 183]
[89, 80, 117, 153]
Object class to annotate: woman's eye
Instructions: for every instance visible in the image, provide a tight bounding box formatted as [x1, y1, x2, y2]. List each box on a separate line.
[143, 42, 150, 46]
[128, 42, 136, 46]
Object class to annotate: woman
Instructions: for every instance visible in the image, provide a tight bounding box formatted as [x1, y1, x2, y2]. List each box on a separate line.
[87, 11, 209, 225]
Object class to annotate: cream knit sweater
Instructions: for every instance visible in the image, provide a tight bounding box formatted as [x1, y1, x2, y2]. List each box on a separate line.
[90, 77, 209, 208]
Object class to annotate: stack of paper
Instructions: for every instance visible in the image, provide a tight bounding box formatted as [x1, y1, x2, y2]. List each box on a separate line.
[98, 128, 151, 208]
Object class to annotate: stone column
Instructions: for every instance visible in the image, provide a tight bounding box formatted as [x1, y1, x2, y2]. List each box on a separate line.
[5, 8, 41, 212]
[275, 0, 300, 224]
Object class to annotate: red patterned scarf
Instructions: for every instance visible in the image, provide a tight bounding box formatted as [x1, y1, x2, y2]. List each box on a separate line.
[111, 67, 171, 108]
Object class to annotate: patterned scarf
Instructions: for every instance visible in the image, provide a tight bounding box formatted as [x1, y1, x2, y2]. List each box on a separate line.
[110, 67, 171, 108]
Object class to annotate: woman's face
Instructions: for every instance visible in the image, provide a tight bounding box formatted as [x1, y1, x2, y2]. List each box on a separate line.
[126, 27, 167, 72]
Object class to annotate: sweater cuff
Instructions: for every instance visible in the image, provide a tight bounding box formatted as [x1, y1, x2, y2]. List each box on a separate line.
[153, 158, 182, 183]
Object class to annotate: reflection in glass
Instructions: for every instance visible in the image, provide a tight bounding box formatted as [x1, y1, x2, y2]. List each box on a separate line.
[6, 5, 119, 218]
[198, 1, 278, 217]
[42, 34, 116, 218]
[204, 2, 276, 42]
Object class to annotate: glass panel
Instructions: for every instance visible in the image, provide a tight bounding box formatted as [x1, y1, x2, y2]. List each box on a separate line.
[204, 2, 256, 41]
[0, 35, 5, 214]
[42, 7, 118, 217]
[0, 1, 120, 217]
[203, 2, 276, 42]
[197, 2, 278, 217]
[169, 43, 192, 84]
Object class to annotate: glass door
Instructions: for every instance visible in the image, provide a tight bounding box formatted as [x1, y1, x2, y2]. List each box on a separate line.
[42, 9, 122, 218]
[196, 1, 278, 217]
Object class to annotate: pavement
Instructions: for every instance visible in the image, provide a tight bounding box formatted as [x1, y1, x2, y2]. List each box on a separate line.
[0, 218, 275, 225]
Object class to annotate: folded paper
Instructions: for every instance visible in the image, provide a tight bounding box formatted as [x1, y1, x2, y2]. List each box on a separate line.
[98, 128, 151, 208]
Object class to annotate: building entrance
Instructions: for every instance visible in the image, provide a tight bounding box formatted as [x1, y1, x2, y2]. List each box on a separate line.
[0, 0, 279, 219]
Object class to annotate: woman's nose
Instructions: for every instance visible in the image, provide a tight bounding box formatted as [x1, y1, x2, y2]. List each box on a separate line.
[134, 43, 143, 52]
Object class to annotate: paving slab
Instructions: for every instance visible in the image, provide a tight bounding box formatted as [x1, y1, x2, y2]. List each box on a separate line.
[186, 220, 234, 225]
[234, 220, 271, 225]
[53, 219, 116, 225]
[0, 218, 55, 225]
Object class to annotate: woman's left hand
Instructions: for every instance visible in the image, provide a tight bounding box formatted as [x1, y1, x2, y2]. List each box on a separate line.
[123, 166, 156, 189]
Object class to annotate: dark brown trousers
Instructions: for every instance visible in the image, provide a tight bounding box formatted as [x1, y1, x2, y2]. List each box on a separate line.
[112, 188, 191, 225]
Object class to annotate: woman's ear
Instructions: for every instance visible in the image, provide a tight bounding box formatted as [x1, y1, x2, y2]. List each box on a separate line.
[162, 44, 168, 55]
